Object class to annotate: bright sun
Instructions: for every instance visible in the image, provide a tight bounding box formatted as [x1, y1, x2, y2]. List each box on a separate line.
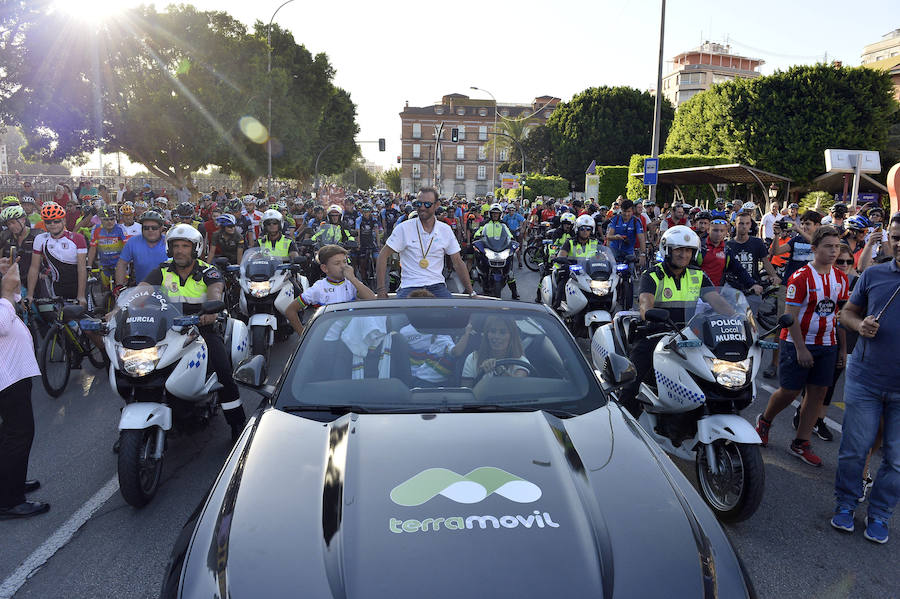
[52, 0, 126, 23]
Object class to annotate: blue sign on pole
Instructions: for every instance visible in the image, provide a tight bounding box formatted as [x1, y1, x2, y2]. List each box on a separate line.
[643, 158, 659, 186]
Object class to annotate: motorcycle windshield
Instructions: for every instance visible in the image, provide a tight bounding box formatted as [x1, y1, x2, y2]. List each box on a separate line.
[686, 286, 756, 361]
[113, 286, 183, 348]
[483, 228, 511, 251]
[573, 246, 616, 281]
[240, 247, 281, 282]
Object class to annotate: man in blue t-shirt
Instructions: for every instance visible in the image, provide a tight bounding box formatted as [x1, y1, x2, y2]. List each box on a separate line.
[115, 211, 167, 290]
[503, 204, 526, 267]
[605, 199, 646, 268]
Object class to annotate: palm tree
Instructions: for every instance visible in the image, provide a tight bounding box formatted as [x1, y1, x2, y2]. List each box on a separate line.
[486, 116, 535, 174]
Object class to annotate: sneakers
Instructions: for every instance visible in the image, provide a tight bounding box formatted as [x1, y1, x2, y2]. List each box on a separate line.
[858, 475, 874, 503]
[831, 508, 855, 533]
[755, 414, 771, 447]
[864, 517, 889, 544]
[789, 439, 822, 467]
[813, 418, 834, 441]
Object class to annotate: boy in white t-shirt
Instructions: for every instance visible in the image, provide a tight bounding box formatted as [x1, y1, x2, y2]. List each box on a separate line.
[285, 244, 375, 335]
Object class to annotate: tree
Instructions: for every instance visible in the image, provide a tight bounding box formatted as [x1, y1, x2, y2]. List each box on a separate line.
[0, 127, 69, 175]
[519, 124, 553, 175]
[383, 167, 401, 192]
[0, 6, 358, 193]
[546, 86, 674, 188]
[665, 64, 899, 184]
[339, 159, 375, 190]
[488, 116, 535, 174]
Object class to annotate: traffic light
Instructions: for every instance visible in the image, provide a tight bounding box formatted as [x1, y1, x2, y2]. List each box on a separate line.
[397, 155, 401, 164]
[378, 138, 386, 151]
[451, 128, 459, 143]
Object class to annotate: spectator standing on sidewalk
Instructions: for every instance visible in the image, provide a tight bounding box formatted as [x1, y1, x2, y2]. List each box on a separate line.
[0, 258, 46, 520]
[830, 214, 900, 544]
[755, 226, 848, 468]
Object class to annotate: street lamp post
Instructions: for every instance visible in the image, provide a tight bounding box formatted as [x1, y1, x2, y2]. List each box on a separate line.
[648, 0, 666, 206]
[267, 0, 296, 199]
[313, 141, 336, 196]
[470, 86, 498, 196]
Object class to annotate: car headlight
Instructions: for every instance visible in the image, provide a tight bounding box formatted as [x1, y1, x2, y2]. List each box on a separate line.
[249, 281, 271, 297]
[705, 357, 751, 388]
[590, 280, 611, 296]
[119, 346, 163, 377]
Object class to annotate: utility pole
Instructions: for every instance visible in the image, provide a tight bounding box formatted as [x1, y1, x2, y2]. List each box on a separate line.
[433, 122, 444, 191]
[648, 0, 666, 206]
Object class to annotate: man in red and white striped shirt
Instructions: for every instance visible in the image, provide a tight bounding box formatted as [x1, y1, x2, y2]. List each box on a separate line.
[755, 226, 847, 467]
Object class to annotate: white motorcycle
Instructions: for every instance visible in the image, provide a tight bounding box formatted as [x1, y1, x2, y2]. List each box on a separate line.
[591, 286, 791, 522]
[81, 286, 250, 507]
[539, 245, 621, 338]
[238, 247, 309, 363]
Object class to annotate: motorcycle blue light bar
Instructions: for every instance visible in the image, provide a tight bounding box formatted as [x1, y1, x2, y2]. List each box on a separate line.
[616, 264, 629, 272]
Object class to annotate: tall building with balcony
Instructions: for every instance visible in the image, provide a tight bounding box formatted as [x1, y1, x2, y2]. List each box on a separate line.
[398, 93, 560, 198]
[662, 42, 763, 107]
[861, 29, 900, 64]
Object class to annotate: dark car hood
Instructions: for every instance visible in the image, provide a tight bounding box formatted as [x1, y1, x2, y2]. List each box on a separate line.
[180, 407, 751, 598]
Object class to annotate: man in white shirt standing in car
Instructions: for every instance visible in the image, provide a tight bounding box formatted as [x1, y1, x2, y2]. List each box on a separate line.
[376, 187, 476, 299]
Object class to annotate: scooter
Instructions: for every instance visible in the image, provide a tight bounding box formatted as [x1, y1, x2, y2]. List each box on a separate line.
[590, 285, 792, 522]
[539, 245, 620, 338]
[238, 247, 309, 363]
[473, 229, 519, 298]
[81, 286, 251, 508]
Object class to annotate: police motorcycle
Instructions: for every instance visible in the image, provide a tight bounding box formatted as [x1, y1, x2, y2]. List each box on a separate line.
[238, 246, 308, 363]
[592, 280, 791, 522]
[472, 207, 520, 298]
[80, 286, 250, 507]
[539, 215, 620, 337]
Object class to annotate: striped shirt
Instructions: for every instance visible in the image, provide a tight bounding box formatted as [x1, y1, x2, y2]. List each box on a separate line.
[0, 298, 41, 391]
[781, 264, 848, 346]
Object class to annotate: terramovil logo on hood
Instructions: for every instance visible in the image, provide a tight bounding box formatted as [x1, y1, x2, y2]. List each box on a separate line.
[390, 467, 542, 506]
[389, 467, 559, 535]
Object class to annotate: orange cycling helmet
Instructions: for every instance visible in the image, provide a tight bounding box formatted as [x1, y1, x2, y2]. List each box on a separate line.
[41, 202, 66, 221]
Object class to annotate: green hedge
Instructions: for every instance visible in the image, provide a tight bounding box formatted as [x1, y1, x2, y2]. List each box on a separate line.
[494, 173, 569, 201]
[626, 153, 731, 204]
[594, 166, 629, 204]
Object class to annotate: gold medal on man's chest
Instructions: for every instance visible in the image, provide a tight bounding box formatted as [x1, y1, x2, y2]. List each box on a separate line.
[419, 258, 429, 268]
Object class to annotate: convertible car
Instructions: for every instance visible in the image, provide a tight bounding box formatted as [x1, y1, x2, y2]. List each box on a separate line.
[161, 298, 756, 598]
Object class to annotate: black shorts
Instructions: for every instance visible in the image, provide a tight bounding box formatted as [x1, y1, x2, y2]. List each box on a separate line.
[778, 340, 838, 390]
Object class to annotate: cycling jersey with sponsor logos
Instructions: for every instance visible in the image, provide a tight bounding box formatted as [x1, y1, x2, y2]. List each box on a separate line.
[33, 230, 87, 295]
[90, 224, 127, 269]
[780, 264, 848, 346]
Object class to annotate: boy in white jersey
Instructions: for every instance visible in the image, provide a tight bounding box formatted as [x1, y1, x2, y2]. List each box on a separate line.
[286, 244, 375, 335]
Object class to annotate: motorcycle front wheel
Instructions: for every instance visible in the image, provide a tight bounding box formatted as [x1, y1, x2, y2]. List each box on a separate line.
[118, 428, 164, 508]
[695, 440, 764, 522]
[250, 325, 271, 365]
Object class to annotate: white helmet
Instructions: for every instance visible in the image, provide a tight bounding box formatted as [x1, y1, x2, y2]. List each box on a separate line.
[262, 209, 283, 226]
[166, 223, 204, 259]
[489, 202, 503, 213]
[660, 225, 700, 262]
[575, 214, 595, 231]
[741, 201, 756, 212]
[327, 204, 343, 217]
[560, 213, 577, 225]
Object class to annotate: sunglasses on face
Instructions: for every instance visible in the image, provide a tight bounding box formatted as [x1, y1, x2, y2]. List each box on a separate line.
[413, 201, 434, 209]
[45, 219, 64, 225]
[578, 226, 593, 231]
[142, 225, 161, 231]
[836, 259, 853, 265]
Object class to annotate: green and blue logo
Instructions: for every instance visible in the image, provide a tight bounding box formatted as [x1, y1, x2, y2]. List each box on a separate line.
[390, 467, 542, 506]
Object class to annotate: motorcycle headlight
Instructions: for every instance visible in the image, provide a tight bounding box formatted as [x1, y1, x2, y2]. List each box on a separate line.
[119, 346, 163, 377]
[705, 357, 751, 389]
[590, 280, 612, 296]
[249, 281, 271, 298]
[496, 249, 510, 260]
[483, 248, 500, 260]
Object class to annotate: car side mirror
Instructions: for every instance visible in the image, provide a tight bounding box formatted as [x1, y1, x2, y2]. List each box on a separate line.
[644, 308, 670, 323]
[201, 300, 225, 314]
[602, 354, 636, 387]
[234, 354, 267, 388]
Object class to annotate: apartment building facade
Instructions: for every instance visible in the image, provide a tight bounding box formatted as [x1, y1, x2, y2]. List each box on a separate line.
[662, 41, 763, 107]
[398, 93, 560, 198]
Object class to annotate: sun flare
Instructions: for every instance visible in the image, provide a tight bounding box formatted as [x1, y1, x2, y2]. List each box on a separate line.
[52, 0, 126, 23]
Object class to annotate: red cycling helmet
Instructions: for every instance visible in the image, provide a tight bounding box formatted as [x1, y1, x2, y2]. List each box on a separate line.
[40, 202, 66, 221]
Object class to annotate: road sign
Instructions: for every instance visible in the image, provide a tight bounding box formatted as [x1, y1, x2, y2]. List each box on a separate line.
[500, 172, 519, 189]
[643, 157, 659, 186]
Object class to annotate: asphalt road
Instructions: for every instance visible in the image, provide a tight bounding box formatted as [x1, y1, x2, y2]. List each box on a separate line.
[0, 264, 896, 599]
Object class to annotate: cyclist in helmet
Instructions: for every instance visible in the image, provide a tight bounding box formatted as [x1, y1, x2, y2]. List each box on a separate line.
[117, 203, 140, 239]
[87, 205, 127, 292]
[18, 196, 41, 226]
[355, 204, 382, 282]
[140, 224, 246, 441]
[116, 210, 168, 291]
[26, 202, 88, 307]
[617, 225, 732, 418]
[311, 205, 355, 246]
[342, 197, 360, 236]
[258, 209, 299, 259]
[207, 213, 245, 264]
[693, 211, 712, 243]
[173, 202, 200, 229]
[0, 205, 37, 280]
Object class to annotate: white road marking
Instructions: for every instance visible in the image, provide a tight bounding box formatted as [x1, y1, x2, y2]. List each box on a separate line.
[0, 476, 119, 599]
[756, 381, 842, 434]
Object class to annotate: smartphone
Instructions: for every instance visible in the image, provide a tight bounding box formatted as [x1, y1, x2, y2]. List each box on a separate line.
[9, 246, 16, 262]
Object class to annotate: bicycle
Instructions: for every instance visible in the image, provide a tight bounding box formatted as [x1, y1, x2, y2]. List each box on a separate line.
[87, 267, 116, 316]
[356, 246, 378, 287]
[35, 297, 108, 397]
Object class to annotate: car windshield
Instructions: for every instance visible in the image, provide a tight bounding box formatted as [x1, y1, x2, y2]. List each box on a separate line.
[277, 305, 604, 416]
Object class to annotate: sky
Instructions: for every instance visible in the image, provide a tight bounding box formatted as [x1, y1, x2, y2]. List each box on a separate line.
[68, 0, 898, 175]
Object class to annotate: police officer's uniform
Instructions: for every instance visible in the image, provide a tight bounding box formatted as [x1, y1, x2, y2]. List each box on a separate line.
[257, 234, 297, 258]
[474, 220, 518, 299]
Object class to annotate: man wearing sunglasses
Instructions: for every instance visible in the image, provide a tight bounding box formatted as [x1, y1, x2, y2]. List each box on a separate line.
[115, 211, 167, 293]
[376, 187, 475, 299]
[26, 202, 88, 307]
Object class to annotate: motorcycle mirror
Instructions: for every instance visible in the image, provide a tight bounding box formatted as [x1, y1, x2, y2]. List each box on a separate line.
[625, 254, 638, 263]
[553, 257, 572, 265]
[644, 308, 670, 323]
[214, 257, 230, 269]
[201, 300, 225, 314]
[292, 256, 308, 265]
[602, 354, 637, 387]
[234, 354, 268, 390]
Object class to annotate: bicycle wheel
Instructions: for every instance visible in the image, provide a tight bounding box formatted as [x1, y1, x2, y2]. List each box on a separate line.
[523, 244, 542, 271]
[82, 331, 108, 369]
[40, 326, 70, 397]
